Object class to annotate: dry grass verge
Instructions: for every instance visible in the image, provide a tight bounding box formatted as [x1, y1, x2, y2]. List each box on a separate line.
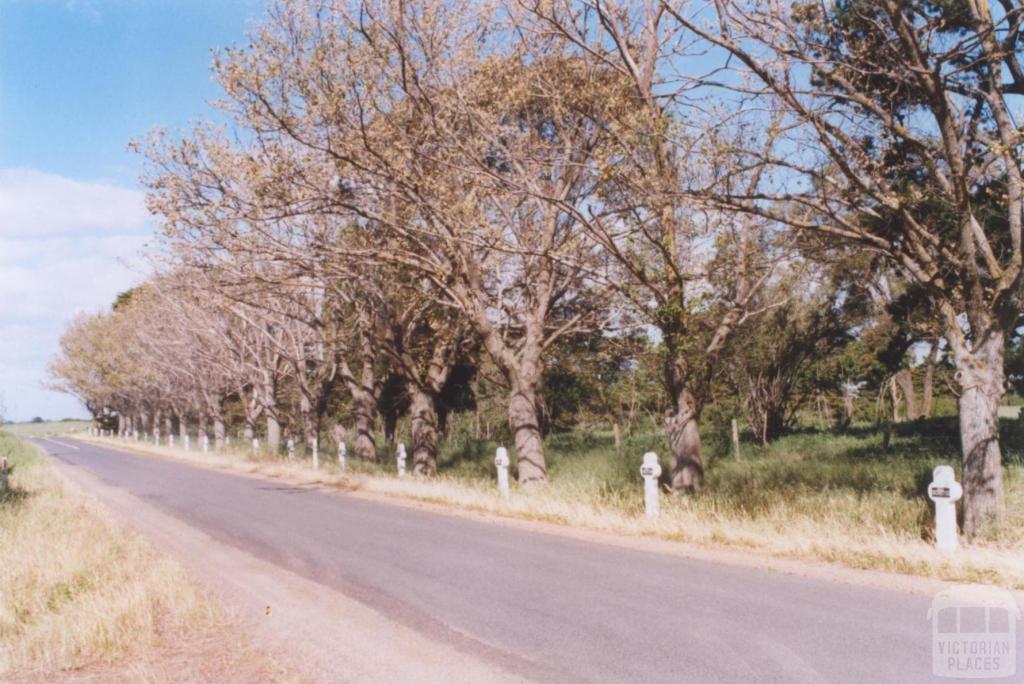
[81, 431, 1024, 590]
[0, 432, 296, 682]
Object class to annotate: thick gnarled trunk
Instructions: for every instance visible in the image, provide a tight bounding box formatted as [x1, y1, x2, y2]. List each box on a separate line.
[265, 414, 281, 454]
[666, 387, 703, 493]
[952, 332, 1005, 539]
[352, 388, 378, 462]
[409, 387, 439, 475]
[509, 380, 545, 485]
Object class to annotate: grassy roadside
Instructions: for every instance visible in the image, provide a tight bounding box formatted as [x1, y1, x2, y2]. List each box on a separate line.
[0, 431, 294, 682]
[81, 418, 1024, 590]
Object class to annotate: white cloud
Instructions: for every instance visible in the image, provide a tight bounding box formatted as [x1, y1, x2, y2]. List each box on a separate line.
[0, 168, 153, 421]
[0, 167, 150, 238]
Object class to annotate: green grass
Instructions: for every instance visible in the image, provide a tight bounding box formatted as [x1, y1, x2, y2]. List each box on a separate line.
[89, 414, 1024, 586]
[181, 413, 1024, 551]
[420, 415, 1024, 546]
[2, 420, 90, 439]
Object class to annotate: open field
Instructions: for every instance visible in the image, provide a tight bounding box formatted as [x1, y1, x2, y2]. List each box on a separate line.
[85, 415, 1024, 589]
[0, 431, 294, 682]
[2, 420, 91, 439]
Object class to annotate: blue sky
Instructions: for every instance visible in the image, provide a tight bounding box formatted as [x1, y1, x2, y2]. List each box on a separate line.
[0, 0, 264, 421]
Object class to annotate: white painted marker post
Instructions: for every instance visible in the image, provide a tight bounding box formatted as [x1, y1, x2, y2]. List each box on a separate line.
[338, 442, 347, 470]
[154, 429, 160, 446]
[287, 438, 295, 462]
[252, 438, 260, 457]
[202, 434, 209, 453]
[169, 434, 175, 448]
[640, 452, 662, 518]
[311, 437, 319, 471]
[495, 447, 510, 499]
[396, 443, 407, 478]
[928, 465, 963, 552]
[184, 434, 191, 451]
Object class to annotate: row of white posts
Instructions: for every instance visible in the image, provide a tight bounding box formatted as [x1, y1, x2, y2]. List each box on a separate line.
[87, 425, 962, 549]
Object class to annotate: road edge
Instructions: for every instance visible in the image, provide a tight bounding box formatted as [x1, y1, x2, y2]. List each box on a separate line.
[66, 435, 1013, 600]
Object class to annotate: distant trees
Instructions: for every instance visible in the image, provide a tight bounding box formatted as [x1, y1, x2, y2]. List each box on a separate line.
[48, 0, 1023, 536]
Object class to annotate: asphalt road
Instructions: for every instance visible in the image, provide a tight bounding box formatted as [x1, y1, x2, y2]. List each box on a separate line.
[35, 438, 1016, 683]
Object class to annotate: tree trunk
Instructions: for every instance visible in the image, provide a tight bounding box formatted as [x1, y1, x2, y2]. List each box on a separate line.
[266, 414, 281, 454]
[299, 394, 318, 458]
[260, 371, 281, 453]
[763, 404, 786, 443]
[213, 416, 226, 449]
[922, 339, 939, 418]
[953, 333, 1005, 540]
[408, 386, 439, 475]
[889, 378, 902, 423]
[894, 369, 919, 420]
[509, 384, 545, 485]
[352, 389, 377, 461]
[666, 388, 703, 492]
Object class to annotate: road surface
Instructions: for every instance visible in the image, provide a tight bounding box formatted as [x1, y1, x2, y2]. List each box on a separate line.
[35, 438, 1016, 683]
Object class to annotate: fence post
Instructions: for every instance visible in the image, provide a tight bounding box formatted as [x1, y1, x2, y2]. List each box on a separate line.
[928, 465, 963, 552]
[396, 442, 407, 478]
[640, 452, 662, 518]
[731, 418, 741, 462]
[312, 437, 319, 471]
[495, 447, 510, 499]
